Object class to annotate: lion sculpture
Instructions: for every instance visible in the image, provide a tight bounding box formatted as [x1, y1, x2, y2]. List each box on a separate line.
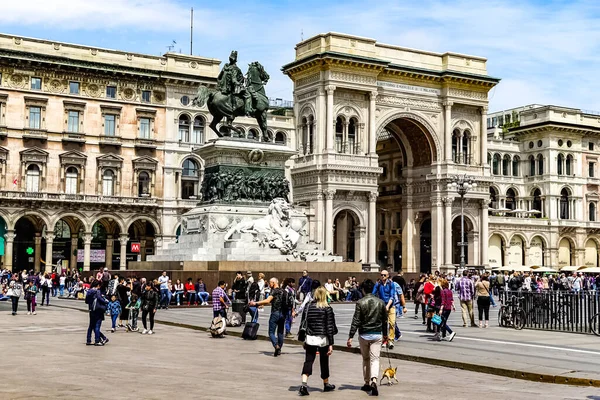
[224, 198, 300, 255]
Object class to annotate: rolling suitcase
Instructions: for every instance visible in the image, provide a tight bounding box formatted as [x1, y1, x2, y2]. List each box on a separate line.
[242, 322, 259, 340]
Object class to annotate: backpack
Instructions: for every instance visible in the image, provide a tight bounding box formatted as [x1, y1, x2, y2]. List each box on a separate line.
[210, 316, 226, 338]
[508, 277, 521, 291]
[282, 289, 295, 313]
[227, 312, 243, 327]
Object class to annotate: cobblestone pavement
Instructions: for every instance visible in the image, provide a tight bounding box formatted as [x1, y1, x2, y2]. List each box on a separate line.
[1, 301, 599, 400]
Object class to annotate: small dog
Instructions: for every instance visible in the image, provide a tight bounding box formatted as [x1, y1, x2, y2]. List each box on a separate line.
[380, 366, 399, 386]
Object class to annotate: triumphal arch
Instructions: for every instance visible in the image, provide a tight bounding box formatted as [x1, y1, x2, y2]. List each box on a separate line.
[283, 32, 500, 272]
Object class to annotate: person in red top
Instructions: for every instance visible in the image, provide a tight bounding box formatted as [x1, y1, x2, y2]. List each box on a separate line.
[184, 278, 197, 305]
[438, 278, 456, 342]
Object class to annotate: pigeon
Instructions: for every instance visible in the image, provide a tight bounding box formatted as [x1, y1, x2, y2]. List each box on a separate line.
[227, 208, 231, 211]
[330, 259, 335, 262]
[328, 251, 333, 256]
[286, 258, 291, 261]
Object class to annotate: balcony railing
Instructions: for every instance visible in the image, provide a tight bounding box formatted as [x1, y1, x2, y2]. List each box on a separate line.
[62, 131, 86, 143]
[135, 138, 157, 149]
[99, 135, 122, 146]
[23, 128, 48, 140]
[0, 190, 157, 205]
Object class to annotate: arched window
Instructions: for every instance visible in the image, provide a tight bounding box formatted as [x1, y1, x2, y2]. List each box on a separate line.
[138, 171, 150, 197]
[348, 118, 357, 154]
[487, 153, 492, 166]
[275, 131, 286, 145]
[502, 155, 510, 176]
[492, 154, 501, 175]
[54, 220, 71, 239]
[192, 116, 204, 144]
[247, 128, 259, 141]
[557, 154, 564, 175]
[537, 154, 544, 175]
[462, 131, 470, 164]
[452, 131, 459, 163]
[178, 114, 190, 142]
[301, 117, 308, 154]
[529, 155, 536, 176]
[566, 155, 573, 176]
[489, 187, 498, 209]
[532, 188, 542, 218]
[512, 156, 520, 177]
[308, 116, 314, 154]
[506, 188, 516, 213]
[335, 117, 344, 153]
[65, 167, 78, 194]
[26, 164, 40, 192]
[560, 188, 570, 219]
[102, 169, 115, 197]
[181, 159, 200, 199]
[590, 202, 596, 222]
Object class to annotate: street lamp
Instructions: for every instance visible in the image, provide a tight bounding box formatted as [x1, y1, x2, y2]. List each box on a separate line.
[447, 175, 477, 270]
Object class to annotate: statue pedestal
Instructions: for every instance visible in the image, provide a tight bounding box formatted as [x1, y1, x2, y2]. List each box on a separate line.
[149, 138, 343, 264]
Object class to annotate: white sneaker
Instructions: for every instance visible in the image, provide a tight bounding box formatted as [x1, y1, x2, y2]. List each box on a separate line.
[448, 332, 456, 342]
[27, 312, 31, 315]
[33, 312, 37, 315]
[148, 330, 154, 335]
[142, 329, 148, 335]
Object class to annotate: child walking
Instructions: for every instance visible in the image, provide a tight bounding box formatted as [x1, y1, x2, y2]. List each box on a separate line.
[126, 293, 141, 332]
[107, 295, 121, 333]
[25, 280, 38, 315]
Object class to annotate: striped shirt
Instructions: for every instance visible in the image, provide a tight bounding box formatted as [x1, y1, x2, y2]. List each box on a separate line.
[457, 277, 474, 302]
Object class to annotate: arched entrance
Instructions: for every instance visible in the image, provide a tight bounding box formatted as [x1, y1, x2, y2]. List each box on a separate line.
[127, 220, 156, 262]
[376, 115, 438, 273]
[507, 235, 525, 268]
[584, 239, 598, 268]
[333, 210, 360, 262]
[488, 234, 505, 268]
[528, 236, 545, 266]
[14, 215, 47, 272]
[0, 216, 6, 269]
[558, 238, 573, 267]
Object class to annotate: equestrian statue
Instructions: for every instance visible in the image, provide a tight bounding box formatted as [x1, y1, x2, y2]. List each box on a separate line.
[193, 50, 271, 142]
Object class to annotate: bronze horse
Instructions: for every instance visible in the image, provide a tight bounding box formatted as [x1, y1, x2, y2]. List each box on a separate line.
[193, 61, 271, 142]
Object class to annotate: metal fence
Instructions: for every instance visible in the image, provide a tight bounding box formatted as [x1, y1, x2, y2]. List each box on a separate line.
[499, 290, 600, 334]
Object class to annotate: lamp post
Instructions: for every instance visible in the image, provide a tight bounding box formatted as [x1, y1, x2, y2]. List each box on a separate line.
[447, 175, 477, 270]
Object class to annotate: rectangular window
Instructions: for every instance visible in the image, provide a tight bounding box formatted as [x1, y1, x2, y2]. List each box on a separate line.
[139, 118, 151, 138]
[395, 212, 401, 229]
[29, 107, 41, 129]
[590, 162, 595, 178]
[141, 90, 151, 103]
[69, 81, 80, 95]
[590, 142, 595, 151]
[106, 86, 117, 99]
[31, 77, 42, 90]
[67, 111, 79, 132]
[104, 115, 116, 136]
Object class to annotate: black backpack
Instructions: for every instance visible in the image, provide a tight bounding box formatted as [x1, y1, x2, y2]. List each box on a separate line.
[282, 289, 295, 312]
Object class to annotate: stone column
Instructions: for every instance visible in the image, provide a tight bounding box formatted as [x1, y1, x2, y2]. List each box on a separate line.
[325, 85, 336, 152]
[34, 234, 42, 271]
[444, 101, 453, 162]
[357, 226, 367, 264]
[83, 232, 93, 271]
[368, 91, 377, 156]
[402, 208, 415, 272]
[140, 239, 147, 262]
[105, 234, 113, 270]
[480, 200, 489, 267]
[71, 235, 78, 270]
[44, 233, 54, 273]
[480, 106, 488, 167]
[119, 234, 128, 270]
[444, 197, 453, 268]
[4, 230, 15, 272]
[431, 198, 443, 271]
[368, 191, 378, 265]
[317, 87, 326, 153]
[315, 190, 324, 246]
[324, 189, 336, 251]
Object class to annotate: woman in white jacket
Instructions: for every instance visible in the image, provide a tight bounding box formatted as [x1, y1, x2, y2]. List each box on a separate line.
[8, 276, 23, 316]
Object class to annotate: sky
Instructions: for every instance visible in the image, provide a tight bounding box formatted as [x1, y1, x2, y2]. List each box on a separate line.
[1, 0, 599, 112]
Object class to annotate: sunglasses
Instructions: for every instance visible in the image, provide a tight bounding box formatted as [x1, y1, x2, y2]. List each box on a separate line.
[380, 274, 388, 277]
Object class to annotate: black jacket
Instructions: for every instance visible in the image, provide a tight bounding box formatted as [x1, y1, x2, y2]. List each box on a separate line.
[349, 294, 387, 338]
[305, 303, 338, 345]
[141, 289, 159, 311]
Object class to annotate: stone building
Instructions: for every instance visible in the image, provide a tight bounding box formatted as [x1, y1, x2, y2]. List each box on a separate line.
[283, 32, 499, 272]
[486, 105, 600, 269]
[0, 33, 294, 272]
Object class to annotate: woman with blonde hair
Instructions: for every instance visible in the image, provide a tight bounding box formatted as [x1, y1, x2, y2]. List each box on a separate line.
[298, 286, 338, 396]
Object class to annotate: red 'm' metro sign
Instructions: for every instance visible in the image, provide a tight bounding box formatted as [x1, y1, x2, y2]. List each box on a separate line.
[131, 243, 141, 253]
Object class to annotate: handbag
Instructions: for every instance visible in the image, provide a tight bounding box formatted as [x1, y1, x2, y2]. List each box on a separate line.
[431, 314, 442, 326]
[297, 306, 309, 342]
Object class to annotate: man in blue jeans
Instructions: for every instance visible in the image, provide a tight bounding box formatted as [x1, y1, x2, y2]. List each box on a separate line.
[158, 271, 169, 309]
[250, 278, 286, 357]
[85, 280, 109, 346]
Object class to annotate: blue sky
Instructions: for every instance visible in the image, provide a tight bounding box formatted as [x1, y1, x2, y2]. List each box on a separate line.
[2, 0, 599, 112]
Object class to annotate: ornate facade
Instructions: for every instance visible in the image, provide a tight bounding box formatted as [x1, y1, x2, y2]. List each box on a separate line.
[0, 34, 294, 272]
[283, 32, 499, 272]
[487, 105, 600, 269]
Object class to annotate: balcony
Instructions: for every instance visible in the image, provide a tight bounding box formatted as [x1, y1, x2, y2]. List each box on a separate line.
[294, 152, 379, 169]
[99, 135, 122, 147]
[62, 131, 86, 143]
[0, 191, 157, 207]
[134, 138, 157, 149]
[23, 128, 48, 141]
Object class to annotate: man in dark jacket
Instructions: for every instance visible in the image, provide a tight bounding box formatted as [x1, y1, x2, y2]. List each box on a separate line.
[85, 280, 109, 346]
[298, 270, 312, 302]
[347, 279, 387, 396]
